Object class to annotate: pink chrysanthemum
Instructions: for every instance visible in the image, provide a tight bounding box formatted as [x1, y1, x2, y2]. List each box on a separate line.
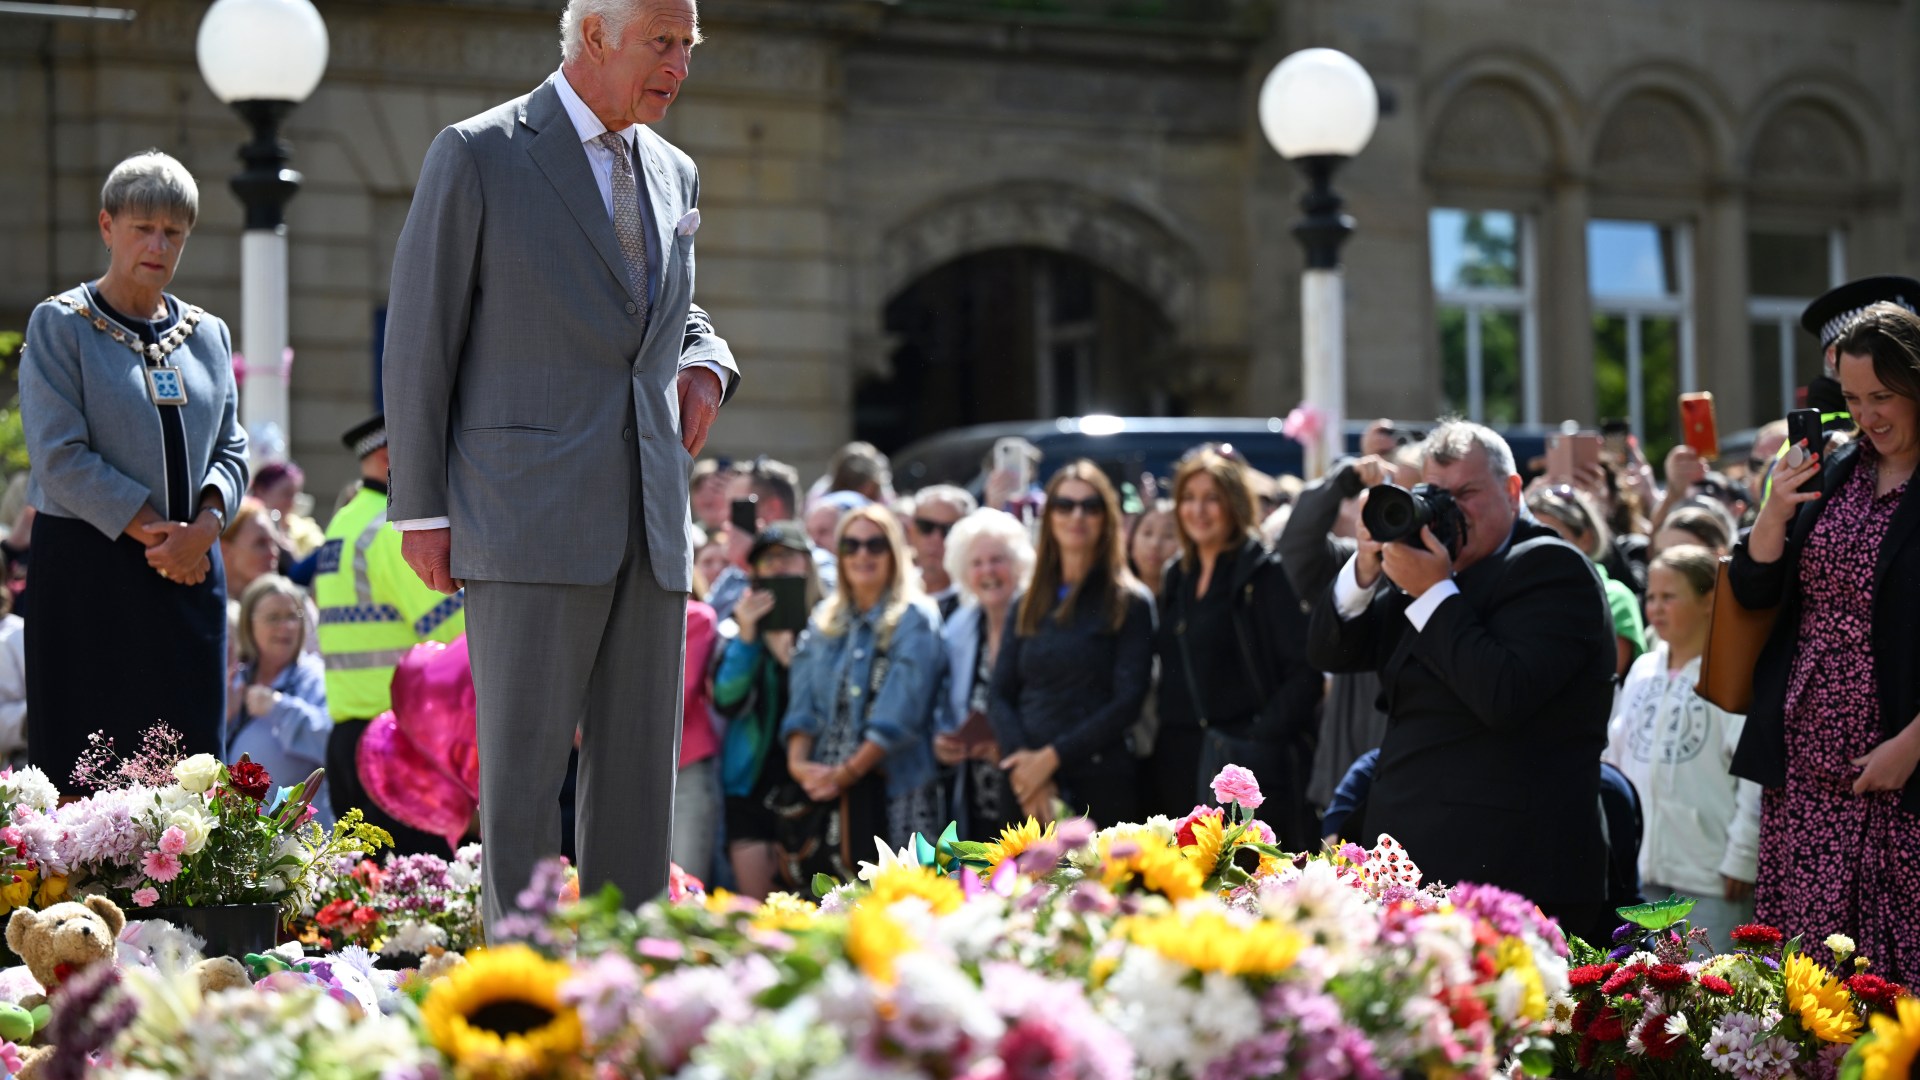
[141, 850, 181, 883]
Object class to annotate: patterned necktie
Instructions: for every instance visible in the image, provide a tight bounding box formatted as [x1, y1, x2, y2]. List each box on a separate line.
[596, 130, 651, 321]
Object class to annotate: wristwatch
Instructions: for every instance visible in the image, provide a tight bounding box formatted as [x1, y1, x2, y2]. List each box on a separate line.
[202, 504, 227, 532]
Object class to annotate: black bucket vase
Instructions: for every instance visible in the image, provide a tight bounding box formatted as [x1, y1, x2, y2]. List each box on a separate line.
[146, 904, 281, 959]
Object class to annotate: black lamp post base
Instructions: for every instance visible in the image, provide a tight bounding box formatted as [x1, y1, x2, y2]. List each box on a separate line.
[229, 98, 303, 232]
[1291, 154, 1355, 271]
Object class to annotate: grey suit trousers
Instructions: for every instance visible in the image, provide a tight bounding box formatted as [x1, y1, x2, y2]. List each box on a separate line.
[466, 473, 687, 932]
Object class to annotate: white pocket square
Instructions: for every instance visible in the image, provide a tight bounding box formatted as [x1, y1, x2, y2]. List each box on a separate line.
[676, 209, 701, 236]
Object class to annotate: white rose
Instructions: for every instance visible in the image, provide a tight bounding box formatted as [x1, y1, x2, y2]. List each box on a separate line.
[167, 808, 215, 855]
[172, 755, 222, 795]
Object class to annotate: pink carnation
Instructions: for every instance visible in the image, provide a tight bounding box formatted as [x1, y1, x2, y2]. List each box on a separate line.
[131, 887, 159, 908]
[157, 826, 188, 856]
[1210, 764, 1265, 810]
[142, 851, 181, 883]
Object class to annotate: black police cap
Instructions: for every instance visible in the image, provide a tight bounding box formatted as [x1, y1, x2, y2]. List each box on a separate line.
[1801, 276, 1920, 348]
[341, 414, 387, 459]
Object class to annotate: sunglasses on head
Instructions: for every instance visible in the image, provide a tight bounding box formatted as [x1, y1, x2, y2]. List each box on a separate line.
[912, 517, 954, 538]
[838, 535, 891, 557]
[1048, 495, 1106, 517]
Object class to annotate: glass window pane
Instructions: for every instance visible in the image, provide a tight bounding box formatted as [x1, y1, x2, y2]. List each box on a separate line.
[1588, 220, 1677, 298]
[1750, 321, 1786, 428]
[1747, 232, 1830, 298]
[1439, 305, 1469, 416]
[1483, 310, 1524, 426]
[1595, 314, 1629, 436]
[1642, 317, 1681, 466]
[1431, 208, 1521, 291]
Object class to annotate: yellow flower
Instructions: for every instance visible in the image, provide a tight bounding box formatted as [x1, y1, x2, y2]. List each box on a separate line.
[0, 871, 36, 916]
[751, 892, 819, 932]
[1497, 938, 1548, 1022]
[1860, 995, 1920, 1080]
[33, 875, 67, 909]
[1127, 909, 1302, 977]
[846, 903, 914, 985]
[1099, 830, 1204, 902]
[420, 944, 582, 1079]
[1785, 953, 1862, 1044]
[1181, 815, 1226, 879]
[864, 864, 963, 915]
[984, 817, 1056, 871]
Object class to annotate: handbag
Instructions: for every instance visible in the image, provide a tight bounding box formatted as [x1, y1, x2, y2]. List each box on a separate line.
[1695, 556, 1778, 714]
[768, 640, 890, 888]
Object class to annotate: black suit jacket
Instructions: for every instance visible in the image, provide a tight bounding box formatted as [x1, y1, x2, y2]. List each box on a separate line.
[1730, 440, 1920, 814]
[1305, 518, 1616, 904]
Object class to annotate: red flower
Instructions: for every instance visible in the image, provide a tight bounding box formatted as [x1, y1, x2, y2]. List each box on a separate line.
[1729, 924, 1784, 947]
[1569, 964, 1612, 989]
[315, 898, 356, 930]
[1699, 974, 1734, 996]
[349, 905, 379, 929]
[1648, 963, 1692, 989]
[228, 761, 272, 800]
[1589, 1005, 1625, 1043]
[1571, 999, 1596, 1034]
[1615, 1065, 1635, 1080]
[1444, 984, 1489, 1029]
[1601, 964, 1646, 995]
[1849, 974, 1905, 1013]
[1642, 1016, 1685, 1060]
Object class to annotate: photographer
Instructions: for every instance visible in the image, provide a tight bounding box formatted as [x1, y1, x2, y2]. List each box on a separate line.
[1306, 421, 1616, 939]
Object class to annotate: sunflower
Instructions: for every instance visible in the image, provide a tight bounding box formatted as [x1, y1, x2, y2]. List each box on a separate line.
[1098, 829, 1204, 902]
[1785, 953, 1862, 1044]
[1859, 995, 1920, 1080]
[984, 817, 1056, 870]
[846, 902, 915, 985]
[752, 891, 820, 932]
[421, 944, 583, 1078]
[864, 864, 963, 915]
[1180, 814, 1227, 878]
[1126, 908, 1302, 977]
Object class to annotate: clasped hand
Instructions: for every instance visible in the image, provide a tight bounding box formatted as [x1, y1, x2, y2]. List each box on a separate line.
[142, 516, 216, 586]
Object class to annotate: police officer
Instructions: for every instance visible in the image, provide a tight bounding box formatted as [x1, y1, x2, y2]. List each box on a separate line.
[318, 415, 466, 853]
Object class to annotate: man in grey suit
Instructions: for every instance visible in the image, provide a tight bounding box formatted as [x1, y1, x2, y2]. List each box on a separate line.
[381, 0, 737, 930]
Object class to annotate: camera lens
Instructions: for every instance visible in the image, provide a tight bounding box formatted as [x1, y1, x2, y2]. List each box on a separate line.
[1379, 501, 1412, 531]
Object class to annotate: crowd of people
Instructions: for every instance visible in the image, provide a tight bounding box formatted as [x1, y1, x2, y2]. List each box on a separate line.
[10, 145, 1919, 985]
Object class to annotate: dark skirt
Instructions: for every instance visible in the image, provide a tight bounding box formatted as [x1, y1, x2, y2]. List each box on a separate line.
[26, 514, 227, 789]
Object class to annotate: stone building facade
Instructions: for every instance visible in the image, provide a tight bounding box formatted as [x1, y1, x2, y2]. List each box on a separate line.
[1, 0, 1914, 495]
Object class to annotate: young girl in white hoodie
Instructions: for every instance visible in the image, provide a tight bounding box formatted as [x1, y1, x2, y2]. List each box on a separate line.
[1605, 544, 1762, 952]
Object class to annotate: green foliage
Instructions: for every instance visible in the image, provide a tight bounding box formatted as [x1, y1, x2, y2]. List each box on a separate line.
[0, 331, 24, 475]
[1615, 894, 1698, 932]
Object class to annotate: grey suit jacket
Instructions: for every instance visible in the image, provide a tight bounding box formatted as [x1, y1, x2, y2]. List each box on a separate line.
[21, 286, 248, 540]
[382, 75, 738, 591]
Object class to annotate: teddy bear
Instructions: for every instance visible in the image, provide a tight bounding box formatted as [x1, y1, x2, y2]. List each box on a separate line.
[4, 896, 125, 1080]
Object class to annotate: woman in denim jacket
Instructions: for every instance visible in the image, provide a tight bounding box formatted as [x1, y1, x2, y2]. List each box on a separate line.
[782, 505, 946, 852]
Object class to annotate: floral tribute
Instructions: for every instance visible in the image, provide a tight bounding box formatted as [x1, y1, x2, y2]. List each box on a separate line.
[0, 725, 389, 925]
[1552, 899, 1912, 1080]
[296, 845, 485, 958]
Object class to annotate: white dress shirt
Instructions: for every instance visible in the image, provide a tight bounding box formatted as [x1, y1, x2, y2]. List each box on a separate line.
[396, 70, 727, 533]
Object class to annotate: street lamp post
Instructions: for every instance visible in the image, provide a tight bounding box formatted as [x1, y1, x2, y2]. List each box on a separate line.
[1258, 48, 1379, 478]
[195, 0, 328, 460]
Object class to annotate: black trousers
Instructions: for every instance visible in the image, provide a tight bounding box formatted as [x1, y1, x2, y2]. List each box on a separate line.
[327, 718, 457, 856]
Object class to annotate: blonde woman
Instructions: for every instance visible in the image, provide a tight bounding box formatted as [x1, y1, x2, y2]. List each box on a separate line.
[780, 506, 945, 868]
[228, 574, 332, 824]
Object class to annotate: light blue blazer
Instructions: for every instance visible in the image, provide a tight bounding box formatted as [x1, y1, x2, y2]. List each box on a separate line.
[21, 284, 248, 539]
[938, 601, 986, 734]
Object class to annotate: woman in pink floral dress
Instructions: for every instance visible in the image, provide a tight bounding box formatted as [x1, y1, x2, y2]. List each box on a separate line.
[1730, 303, 1920, 983]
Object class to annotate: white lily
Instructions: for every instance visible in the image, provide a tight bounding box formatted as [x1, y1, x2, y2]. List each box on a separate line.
[856, 836, 917, 882]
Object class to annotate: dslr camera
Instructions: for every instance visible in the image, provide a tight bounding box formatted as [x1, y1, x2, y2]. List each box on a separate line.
[1361, 483, 1467, 558]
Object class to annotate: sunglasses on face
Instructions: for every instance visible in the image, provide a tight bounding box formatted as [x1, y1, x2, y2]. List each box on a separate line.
[1048, 496, 1106, 518]
[912, 517, 954, 538]
[839, 535, 891, 557]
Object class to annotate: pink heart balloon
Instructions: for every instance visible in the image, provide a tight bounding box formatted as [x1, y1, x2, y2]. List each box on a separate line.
[358, 711, 473, 852]
[386, 637, 480, 800]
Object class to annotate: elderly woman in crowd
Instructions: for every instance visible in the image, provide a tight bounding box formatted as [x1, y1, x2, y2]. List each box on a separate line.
[990, 462, 1155, 827]
[22, 150, 247, 782]
[1527, 485, 1647, 677]
[934, 509, 1035, 840]
[1733, 303, 1920, 982]
[1153, 449, 1322, 844]
[782, 506, 945, 866]
[227, 575, 332, 825]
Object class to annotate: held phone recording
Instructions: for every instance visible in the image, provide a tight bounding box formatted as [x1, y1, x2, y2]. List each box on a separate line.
[1785, 408, 1825, 494]
[993, 438, 1035, 494]
[1600, 419, 1632, 461]
[730, 496, 760, 535]
[749, 575, 811, 633]
[1546, 433, 1603, 485]
[1680, 392, 1720, 461]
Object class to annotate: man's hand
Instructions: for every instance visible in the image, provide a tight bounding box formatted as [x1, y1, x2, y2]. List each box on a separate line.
[678, 367, 724, 456]
[1380, 526, 1454, 599]
[1664, 443, 1707, 497]
[402, 527, 461, 595]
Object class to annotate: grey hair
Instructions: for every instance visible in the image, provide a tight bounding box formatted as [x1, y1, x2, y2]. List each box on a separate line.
[912, 484, 977, 517]
[1421, 419, 1516, 481]
[559, 0, 701, 63]
[101, 150, 199, 230]
[943, 509, 1036, 607]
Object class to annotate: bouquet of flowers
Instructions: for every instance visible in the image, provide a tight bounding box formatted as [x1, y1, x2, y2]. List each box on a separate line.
[1554, 900, 1911, 1080]
[298, 844, 485, 958]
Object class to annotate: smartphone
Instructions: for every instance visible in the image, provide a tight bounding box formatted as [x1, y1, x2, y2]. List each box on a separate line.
[1679, 392, 1719, 461]
[751, 575, 810, 632]
[1546, 433, 1603, 484]
[730, 496, 760, 534]
[1600, 419, 1631, 461]
[1786, 408, 1824, 494]
[993, 437, 1035, 493]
